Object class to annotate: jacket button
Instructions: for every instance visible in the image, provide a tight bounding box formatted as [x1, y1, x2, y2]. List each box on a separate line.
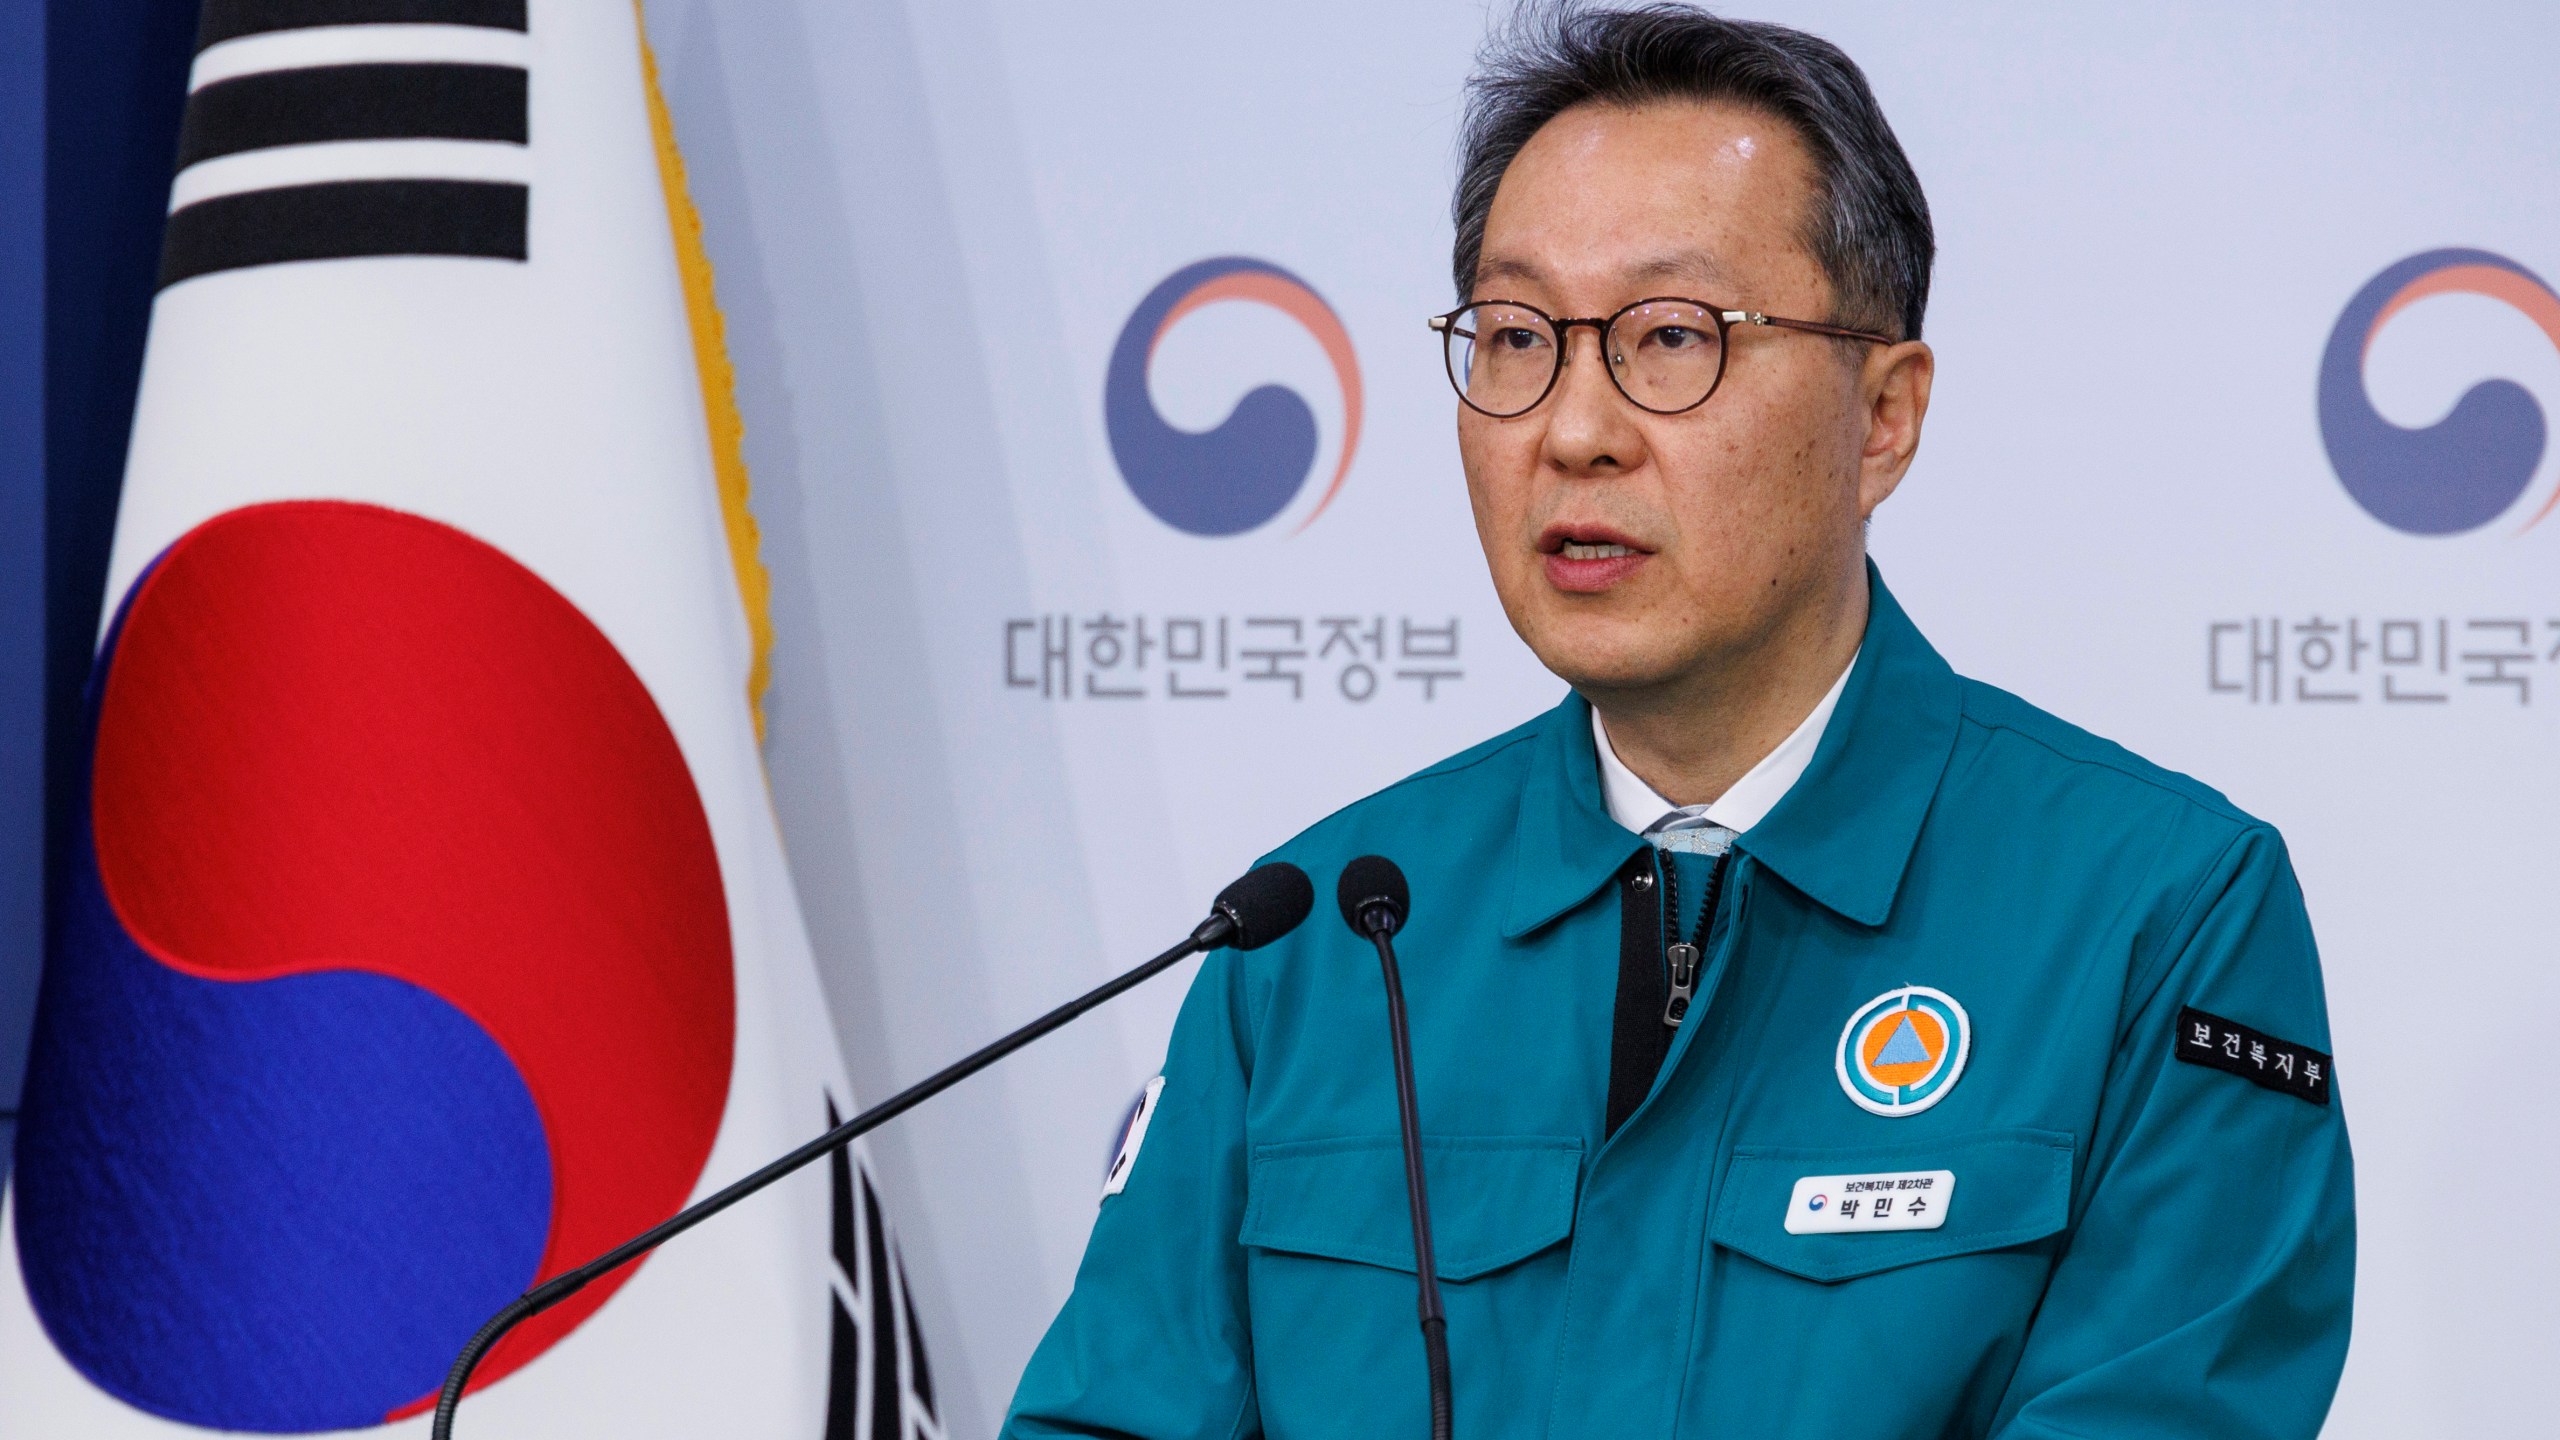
[1630, 870, 1654, 891]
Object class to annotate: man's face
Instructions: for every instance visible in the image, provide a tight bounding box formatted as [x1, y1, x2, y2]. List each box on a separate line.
[1459, 100, 1922, 697]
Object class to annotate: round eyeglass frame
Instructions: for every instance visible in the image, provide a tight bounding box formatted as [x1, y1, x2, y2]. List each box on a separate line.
[1428, 296, 1895, 418]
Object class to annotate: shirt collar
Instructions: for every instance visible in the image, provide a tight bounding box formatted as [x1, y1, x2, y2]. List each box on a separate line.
[1590, 649, 1857, 838]
[1502, 561, 1961, 937]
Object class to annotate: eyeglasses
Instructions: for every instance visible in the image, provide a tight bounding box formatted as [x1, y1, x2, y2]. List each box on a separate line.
[1428, 297, 1893, 418]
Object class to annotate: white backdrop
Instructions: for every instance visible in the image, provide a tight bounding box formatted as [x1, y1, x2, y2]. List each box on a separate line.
[643, 4, 2559, 1434]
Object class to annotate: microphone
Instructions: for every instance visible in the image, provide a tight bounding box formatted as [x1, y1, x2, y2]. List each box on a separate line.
[1200, 859, 1318, 952]
[1337, 855, 1452, 1440]
[431, 862, 1315, 1439]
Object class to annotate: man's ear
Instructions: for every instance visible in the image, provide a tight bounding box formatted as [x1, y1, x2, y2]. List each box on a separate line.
[1856, 339, 1933, 518]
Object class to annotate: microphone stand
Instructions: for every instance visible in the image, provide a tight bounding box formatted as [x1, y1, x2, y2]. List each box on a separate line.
[428, 923, 1226, 1439]
[1366, 924, 1453, 1440]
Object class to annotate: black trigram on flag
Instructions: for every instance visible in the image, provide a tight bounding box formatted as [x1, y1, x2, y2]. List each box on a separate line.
[163, 0, 534, 287]
[825, 1098, 943, 1440]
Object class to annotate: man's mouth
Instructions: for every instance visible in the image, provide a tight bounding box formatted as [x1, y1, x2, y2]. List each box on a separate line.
[1538, 525, 1652, 593]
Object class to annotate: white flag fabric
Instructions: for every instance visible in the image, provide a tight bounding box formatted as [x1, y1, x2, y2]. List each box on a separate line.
[0, 2, 937, 1435]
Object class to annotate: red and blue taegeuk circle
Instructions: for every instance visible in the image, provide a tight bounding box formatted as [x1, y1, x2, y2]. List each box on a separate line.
[12, 500, 736, 1431]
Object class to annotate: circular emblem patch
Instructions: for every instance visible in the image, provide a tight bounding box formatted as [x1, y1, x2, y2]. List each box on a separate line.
[1836, 986, 1970, 1117]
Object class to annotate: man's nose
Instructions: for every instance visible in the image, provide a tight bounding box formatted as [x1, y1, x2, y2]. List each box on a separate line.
[1541, 325, 1645, 476]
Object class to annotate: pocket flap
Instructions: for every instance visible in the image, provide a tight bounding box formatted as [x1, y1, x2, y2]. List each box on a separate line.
[1710, 1128, 2074, 1284]
[1241, 1135, 1582, 1282]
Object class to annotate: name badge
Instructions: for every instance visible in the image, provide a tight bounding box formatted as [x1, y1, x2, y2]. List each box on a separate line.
[1784, 1169, 1954, 1234]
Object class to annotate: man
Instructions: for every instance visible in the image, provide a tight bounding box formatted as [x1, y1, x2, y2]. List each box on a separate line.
[1007, 6, 2353, 1437]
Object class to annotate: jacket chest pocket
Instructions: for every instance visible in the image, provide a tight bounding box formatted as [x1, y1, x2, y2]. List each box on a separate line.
[1708, 1128, 2075, 1283]
[1237, 1136, 1584, 1432]
[1239, 1134, 1583, 1280]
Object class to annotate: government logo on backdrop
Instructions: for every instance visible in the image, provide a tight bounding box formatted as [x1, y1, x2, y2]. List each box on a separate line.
[2319, 248, 2560, 536]
[1104, 256, 1362, 536]
[1010, 259, 1457, 704]
[2208, 248, 2560, 707]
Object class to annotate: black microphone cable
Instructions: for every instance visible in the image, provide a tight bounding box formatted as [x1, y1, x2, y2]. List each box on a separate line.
[429, 861, 1316, 1440]
[1338, 855, 1452, 1440]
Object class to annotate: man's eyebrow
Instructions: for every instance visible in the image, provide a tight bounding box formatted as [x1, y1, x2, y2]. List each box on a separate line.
[1472, 255, 1548, 292]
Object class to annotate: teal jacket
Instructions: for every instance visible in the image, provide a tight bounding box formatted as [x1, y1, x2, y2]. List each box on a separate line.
[1005, 570, 2353, 1439]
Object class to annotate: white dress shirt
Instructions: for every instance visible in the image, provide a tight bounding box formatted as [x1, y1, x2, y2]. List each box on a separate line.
[1592, 650, 1859, 843]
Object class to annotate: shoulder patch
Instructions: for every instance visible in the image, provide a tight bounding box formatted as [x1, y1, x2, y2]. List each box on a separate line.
[1101, 1075, 1166, 1198]
[2176, 1007, 2332, 1105]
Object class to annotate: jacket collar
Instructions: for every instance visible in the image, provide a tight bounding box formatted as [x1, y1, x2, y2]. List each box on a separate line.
[1502, 689, 1647, 939]
[1736, 564, 1960, 926]
[1500, 562, 1960, 937]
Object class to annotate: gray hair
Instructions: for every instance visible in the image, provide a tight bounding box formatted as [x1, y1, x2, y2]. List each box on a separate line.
[1453, 3, 1934, 342]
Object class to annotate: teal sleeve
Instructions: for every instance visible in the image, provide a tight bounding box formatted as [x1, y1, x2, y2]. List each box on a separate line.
[1001, 951, 1263, 1440]
[1993, 826, 2355, 1439]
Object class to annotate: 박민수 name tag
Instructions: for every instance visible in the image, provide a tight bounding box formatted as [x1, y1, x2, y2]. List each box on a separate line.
[1785, 1169, 1954, 1234]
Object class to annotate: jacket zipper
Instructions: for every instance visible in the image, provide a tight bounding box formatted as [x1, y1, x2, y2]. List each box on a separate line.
[1657, 848, 1728, 1028]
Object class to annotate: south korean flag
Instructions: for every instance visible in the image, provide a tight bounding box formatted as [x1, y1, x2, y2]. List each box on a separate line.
[0, 4, 939, 1438]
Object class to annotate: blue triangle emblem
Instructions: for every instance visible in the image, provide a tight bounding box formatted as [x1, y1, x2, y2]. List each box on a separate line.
[1873, 1014, 1933, 1067]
